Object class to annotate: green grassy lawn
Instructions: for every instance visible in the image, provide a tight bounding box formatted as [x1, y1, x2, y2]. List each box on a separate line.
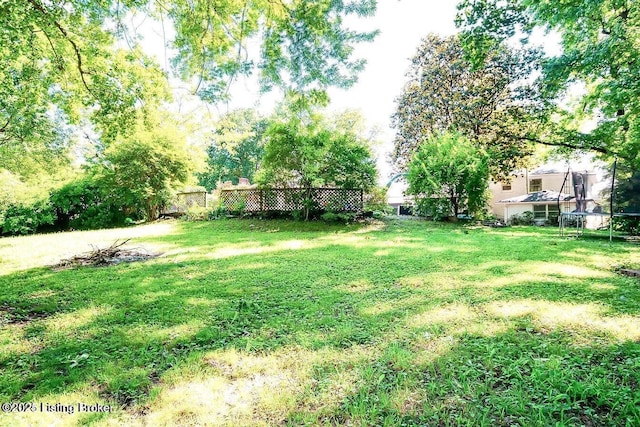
[0, 218, 639, 426]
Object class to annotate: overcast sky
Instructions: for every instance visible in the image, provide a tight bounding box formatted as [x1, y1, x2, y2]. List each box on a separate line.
[327, 2, 458, 131]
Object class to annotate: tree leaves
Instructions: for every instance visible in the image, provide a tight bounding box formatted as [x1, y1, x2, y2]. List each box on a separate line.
[391, 34, 537, 180]
[257, 112, 376, 190]
[407, 132, 490, 218]
[456, 0, 640, 168]
[407, 133, 489, 218]
[1, 0, 377, 170]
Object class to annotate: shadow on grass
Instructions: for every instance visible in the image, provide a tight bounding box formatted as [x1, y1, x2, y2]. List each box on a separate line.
[0, 219, 638, 425]
[290, 327, 639, 426]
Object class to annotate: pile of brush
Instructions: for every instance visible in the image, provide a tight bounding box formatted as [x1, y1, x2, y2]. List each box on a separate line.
[54, 239, 160, 269]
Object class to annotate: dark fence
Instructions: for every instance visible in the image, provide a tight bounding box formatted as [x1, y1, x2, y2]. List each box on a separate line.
[220, 188, 364, 213]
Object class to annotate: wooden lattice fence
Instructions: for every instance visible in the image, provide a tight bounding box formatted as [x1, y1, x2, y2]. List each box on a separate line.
[220, 188, 364, 213]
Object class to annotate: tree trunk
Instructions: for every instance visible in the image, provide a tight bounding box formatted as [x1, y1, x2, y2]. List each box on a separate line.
[145, 199, 157, 221]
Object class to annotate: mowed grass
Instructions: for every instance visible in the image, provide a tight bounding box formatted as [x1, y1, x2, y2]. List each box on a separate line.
[0, 218, 639, 426]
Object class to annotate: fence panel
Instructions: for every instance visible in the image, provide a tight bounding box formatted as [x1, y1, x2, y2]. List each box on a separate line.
[220, 188, 363, 213]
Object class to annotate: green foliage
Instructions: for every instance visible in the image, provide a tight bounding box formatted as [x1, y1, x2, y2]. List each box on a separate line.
[0, 170, 40, 220]
[611, 164, 640, 235]
[612, 216, 640, 236]
[321, 133, 377, 190]
[391, 34, 538, 179]
[0, 166, 75, 224]
[257, 116, 376, 190]
[456, 0, 640, 168]
[101, 125, 193, 220]
[257, 121, 326, 188]
[49, 176, 126, 230]
[0, 1, 170, 154]
[364, 186, 392, 214]
[2, 0, 377, 187]
[257, 114, 376, 220]
[320, 211, 358, 224]
[182, 203, 212, 222]
[169, 0, 377, 102]
[197, 109, 267, 190]
[0, 200, 55, 236]
[613, 165, 640, 213]
[407, 132, 490, 219]
[509, 211, 535, 226]
[208, 203, 228, 220]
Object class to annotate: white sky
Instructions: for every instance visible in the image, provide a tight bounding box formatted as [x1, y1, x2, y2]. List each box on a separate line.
[327, 1, 459, 180]
[138, 2, 458, 182]
[327, 1, 458, 135]
[222, 1, 460, 181]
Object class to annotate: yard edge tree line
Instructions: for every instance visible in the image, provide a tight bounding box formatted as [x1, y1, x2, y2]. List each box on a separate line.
[0, 0, 379, 233]
[0, 107, 378, 235]
[2, 0, 640, 231]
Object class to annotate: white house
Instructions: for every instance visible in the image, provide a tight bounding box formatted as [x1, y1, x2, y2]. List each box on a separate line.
[489, 163, 607, 225]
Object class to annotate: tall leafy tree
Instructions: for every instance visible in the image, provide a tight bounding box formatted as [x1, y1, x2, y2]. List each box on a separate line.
[257, 114, 376, 190]
[456, 0, 640, 168]
[407, 132, 489, 219]
[100, 120, 193, 220]
[1, 1, 171, 154]
[391, 34, 539, 179]
[197, 109, 268, 190]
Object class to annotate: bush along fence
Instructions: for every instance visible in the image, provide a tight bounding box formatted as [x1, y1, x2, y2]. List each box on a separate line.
[161, 191, 208, 216]
[220, 188, 364, 216]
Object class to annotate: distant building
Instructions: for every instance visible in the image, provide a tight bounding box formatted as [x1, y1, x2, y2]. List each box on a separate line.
[489, 165, 603, 224]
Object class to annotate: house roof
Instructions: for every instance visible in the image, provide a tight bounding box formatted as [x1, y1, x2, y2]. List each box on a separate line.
[498, 190, 575, 204]
[529, 166, 565, 175]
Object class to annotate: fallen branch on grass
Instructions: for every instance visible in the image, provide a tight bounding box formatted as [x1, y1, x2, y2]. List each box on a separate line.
[53, 239, 161, 269]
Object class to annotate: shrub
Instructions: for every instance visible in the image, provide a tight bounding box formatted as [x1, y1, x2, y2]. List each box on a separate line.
[1, 200, 55, 235]
[49, 178, 127, 230]
[509, 211, 534, 226]
[407, 132, 489, 219]
[209, 204, 227, 220]
[321, 211, 358, 224]
[612, 216, 640, 235]
[183, 203, 211, 221]
[364, 187, 393, 215]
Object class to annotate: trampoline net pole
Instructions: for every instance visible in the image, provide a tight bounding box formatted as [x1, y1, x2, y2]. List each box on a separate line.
[610, 156, 617, 242]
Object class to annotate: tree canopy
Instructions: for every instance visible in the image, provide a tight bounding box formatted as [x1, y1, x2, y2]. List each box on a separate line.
[1, 0, 377, 162]
[197, 109, 268, 190]
[456, 0, 640, 168]
[407, 131, 489, 219]
[257, 113, 376, 190]
[391, 34, 538, 179]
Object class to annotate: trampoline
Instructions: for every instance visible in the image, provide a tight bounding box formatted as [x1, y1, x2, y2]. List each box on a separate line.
[558, 157, 637, 241]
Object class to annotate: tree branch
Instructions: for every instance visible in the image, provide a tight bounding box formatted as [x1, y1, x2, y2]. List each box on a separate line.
[498, 131, 617, 157]
[0, 113, 13, 134]
[26, 0, 94, 95]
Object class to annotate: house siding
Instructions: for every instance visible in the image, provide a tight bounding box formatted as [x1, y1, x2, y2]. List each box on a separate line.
[489, 170, 598, 221]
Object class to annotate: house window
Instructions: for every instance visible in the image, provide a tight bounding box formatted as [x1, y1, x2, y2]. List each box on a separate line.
[533, 205, 547, 219]
[501, 183, 512, 191]
[529, 178, 542, 192]
[532, 204, 560, 223]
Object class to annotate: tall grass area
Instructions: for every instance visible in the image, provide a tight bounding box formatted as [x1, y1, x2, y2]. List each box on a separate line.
[1, 219, 639, 426]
